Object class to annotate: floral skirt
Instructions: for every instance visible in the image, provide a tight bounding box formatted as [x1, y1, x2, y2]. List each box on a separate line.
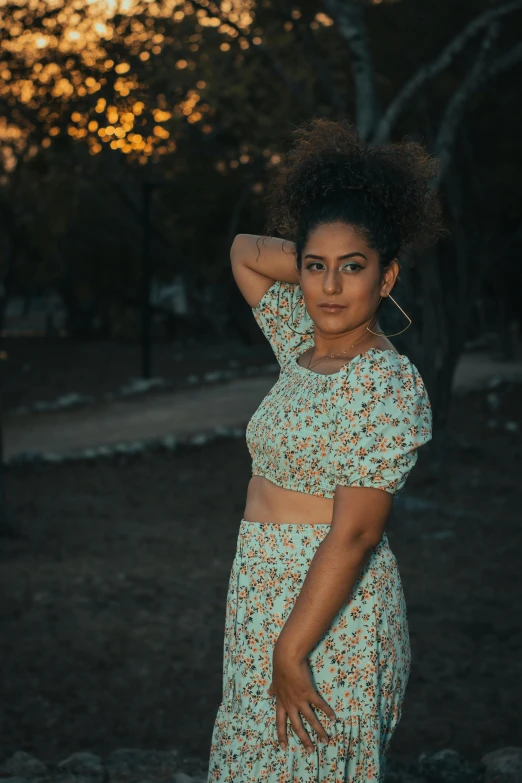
[207, 519, 411, 783]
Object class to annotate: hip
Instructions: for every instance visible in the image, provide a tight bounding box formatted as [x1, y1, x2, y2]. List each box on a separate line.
[223, 518, 411, 716]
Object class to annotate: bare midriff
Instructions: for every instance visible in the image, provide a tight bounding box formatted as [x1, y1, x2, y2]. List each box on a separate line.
[243, 475, 334, 525]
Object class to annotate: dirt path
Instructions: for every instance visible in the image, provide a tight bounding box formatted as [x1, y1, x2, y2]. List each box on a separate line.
[4, 351, 522, 461]
[2, 383, 521, 765]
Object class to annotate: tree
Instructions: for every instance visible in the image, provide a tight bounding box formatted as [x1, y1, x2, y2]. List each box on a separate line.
[1, 0, 522, 450]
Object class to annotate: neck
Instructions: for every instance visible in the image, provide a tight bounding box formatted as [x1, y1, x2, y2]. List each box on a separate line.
[310, 320, 382, 356]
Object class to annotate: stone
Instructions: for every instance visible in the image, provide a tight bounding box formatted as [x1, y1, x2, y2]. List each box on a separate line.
[481, 747, 522, 783]
[0, 778, 38, 783]
[176, 756, 208, 779]
[415, 748, 483, 782]
[106, 750, 178, 783]
[0, 752, 48, 778]
[383, 756, 427, 782]
[57, 752, 103, 777]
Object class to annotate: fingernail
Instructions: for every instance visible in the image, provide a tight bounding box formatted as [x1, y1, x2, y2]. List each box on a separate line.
[279, 742, 286, 750]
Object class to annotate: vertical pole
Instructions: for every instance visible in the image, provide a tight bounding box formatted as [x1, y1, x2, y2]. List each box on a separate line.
[141, 181, 152, 379]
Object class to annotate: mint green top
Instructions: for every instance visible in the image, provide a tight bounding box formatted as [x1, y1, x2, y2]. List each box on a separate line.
[245, 279, 433, 498]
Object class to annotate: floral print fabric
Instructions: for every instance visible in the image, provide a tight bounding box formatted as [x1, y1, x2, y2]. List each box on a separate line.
[207, 520, 411, 782]
[246, 279, 432, 498]
[206, 279, 430, 780]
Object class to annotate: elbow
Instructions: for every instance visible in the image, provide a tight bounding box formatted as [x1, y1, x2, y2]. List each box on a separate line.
[230, 234, 246, 267]
[353, 531, 383, 553]
[328, 528, 383, 556]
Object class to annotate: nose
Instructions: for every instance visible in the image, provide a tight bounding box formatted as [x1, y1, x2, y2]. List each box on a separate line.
[323, 268, 342, 295]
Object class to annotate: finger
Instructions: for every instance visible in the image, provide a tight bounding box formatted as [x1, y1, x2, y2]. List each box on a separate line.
[288, 708, 314, 752]
[275, 701, 289, 749]
[310, 693, 337, 721]
[300, 704, 329, 744]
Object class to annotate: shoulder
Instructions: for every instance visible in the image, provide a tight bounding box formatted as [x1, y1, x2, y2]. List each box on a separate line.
[337, 348, 432, 420]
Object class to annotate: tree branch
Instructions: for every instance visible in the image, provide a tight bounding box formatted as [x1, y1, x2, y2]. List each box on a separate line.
[187, 0, 315, 114]
[486, 38, 522, 80]
[323, 0, 379, 139]
[373, 0, 522, 144]
[432, 30, 522, 189]
[275, 0, 345, 115]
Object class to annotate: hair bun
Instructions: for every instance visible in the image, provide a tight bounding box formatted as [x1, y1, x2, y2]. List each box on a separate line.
[264, 117, 443, 266]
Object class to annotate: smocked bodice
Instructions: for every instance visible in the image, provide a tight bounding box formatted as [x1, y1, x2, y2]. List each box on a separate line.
[245, 280, 432, 499]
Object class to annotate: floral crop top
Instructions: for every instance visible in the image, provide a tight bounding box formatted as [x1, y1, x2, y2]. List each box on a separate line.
[245, 279, 432, 498]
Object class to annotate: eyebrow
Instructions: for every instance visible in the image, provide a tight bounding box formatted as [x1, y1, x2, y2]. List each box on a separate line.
[303, 251, 368, 261]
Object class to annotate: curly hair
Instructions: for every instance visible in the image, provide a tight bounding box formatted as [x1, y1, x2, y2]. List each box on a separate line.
[262, 117, 443, 273]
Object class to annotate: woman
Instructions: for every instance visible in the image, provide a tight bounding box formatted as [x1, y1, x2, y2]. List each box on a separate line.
[207, 117, 441, 782]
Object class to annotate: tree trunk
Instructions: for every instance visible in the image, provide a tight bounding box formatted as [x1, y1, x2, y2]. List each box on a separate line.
[0, 394, 18, 540]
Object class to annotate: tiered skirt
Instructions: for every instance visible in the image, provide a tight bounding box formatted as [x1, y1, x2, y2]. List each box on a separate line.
[207, 519, 411, 782]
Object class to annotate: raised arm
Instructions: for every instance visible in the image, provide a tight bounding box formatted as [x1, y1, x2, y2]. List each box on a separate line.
[230, 233, 300, 308]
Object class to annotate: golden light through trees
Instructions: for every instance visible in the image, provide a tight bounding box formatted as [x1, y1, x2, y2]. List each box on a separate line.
[0, 0, 260, 170]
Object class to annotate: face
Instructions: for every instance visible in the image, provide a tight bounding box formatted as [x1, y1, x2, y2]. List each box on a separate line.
[299, 221, 398, 337]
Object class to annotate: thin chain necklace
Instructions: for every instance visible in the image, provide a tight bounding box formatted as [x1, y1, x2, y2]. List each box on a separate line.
[306, 316, 383, 371]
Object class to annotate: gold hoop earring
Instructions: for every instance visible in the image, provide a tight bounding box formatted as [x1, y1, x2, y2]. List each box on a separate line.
[367, 294, 412, 338]
[286, 299, 314, 335]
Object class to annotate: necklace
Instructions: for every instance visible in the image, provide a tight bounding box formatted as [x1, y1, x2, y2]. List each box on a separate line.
[306, 318, 383, 371]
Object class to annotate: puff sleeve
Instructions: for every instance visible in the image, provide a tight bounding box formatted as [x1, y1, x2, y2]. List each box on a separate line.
[329, 350, 433, 494]
[251, 279, 314, 366]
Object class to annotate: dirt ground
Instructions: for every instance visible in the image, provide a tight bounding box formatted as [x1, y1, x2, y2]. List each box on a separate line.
[0, 381, 521, 769]
[0, 336, 272, 414]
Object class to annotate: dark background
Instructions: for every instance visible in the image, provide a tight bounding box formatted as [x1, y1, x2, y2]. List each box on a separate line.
[0, 0, 521, 770]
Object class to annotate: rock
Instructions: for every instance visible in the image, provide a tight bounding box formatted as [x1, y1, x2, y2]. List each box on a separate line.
[415, 748, 483, 782]
[486, 392, 500, 412]
[160, 435, 178, 450]
[421, 530, 455, 541]
[54, 775, 100, 783]
[203, 371, 224, 383]
[106, 749, 178, 782]
[8, 451, 44, 466]
[41, 452, 64, 463]
[189, 433, 210, 446]
[176, 756, 208, 779]
[383, 756, 427, 782]
[481, 747, 522, 783]
[0, 778, 39, 783]
[119, 378, 166, 396]
[57, 752, 103, 777]
[0, 752, 48, 778]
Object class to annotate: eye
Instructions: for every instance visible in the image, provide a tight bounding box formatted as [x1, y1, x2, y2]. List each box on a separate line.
[305, 261, 364, 271]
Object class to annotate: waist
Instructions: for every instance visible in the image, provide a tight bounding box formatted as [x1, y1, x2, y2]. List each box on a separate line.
[244, 475, 335, 525]
[236, 518, 390, 558]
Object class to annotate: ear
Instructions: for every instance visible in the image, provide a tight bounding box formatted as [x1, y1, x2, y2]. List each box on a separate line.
[380, 258, 400, 297]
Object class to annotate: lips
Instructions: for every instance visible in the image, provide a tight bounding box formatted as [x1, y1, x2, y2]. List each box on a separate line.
[319, 305, 346, 312]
